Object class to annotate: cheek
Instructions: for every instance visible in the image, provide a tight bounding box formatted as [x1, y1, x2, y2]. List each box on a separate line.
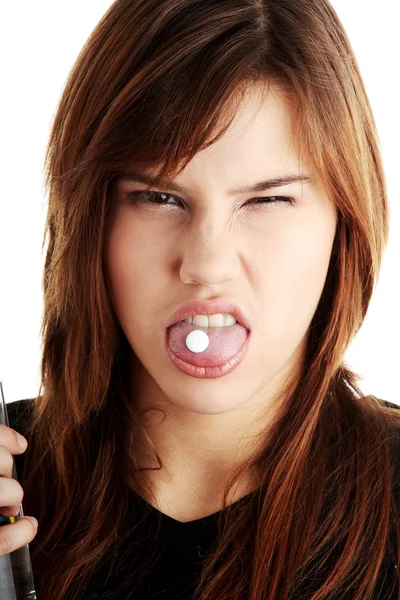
[256, 214, 336, 324]
[103, 219, 169, 325]
[103, 220, 141, 311]
[288, 231, 334, 289]
[267, 206, 336, 285]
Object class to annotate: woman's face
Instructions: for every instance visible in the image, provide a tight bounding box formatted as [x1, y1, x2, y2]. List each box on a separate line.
[103, 84, 337, 419]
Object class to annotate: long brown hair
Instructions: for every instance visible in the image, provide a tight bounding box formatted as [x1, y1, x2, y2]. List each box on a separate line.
[21, 0, 400, 598]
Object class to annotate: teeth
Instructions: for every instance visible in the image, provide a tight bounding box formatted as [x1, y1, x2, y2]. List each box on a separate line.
[182, 313, 237, 328]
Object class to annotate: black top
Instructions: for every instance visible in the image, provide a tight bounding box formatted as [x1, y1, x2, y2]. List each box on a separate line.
[5, 398, 400, 599]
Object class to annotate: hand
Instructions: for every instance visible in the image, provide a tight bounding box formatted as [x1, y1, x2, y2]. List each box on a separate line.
[0, 424, 38, 556]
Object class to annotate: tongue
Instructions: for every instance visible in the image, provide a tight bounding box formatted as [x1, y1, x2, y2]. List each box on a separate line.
[167, 321, 248, 367]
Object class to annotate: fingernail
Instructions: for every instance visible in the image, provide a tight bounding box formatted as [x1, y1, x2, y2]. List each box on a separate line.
[27, 517, 38, 529]
[16, 433, 27, 448]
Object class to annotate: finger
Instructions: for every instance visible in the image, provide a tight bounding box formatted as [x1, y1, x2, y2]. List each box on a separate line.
[0, 504, 22, 518]
[0, 446, 14, 478]
[0, 478, 24, 509]
[0, 424, 28, 455]
[0, 516, 38, 556]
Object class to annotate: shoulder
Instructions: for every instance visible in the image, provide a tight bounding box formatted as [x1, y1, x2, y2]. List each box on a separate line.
[6, 398, 35, 437]
[375, 398, 400, 411]
[375, 398, 400, 450]
[381, 401, 400, 410]
[374, 398, 400, 518]
[373, 398, 400, 463]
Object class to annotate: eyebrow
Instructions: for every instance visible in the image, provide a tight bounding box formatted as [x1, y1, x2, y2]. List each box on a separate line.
[117, 170, 316, 195]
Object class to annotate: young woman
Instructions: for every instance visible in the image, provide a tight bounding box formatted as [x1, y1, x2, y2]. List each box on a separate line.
[2, 0, 399, 598]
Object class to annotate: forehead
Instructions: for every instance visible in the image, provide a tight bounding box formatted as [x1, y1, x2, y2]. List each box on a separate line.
[118, 85, 311, 193]
[186, 85, 301, 176]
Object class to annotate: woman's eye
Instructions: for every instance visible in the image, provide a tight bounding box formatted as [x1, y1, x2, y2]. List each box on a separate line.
[126, 190, 296, 209]
[248, 196, 296, 207]
[127, 191, 180, 206]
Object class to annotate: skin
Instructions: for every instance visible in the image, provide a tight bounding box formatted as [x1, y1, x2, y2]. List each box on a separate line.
[103, 84, 337, 521]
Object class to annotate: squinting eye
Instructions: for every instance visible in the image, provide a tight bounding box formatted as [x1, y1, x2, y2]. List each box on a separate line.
[126, 191, 296, 209]
[248, 196, 296, 207]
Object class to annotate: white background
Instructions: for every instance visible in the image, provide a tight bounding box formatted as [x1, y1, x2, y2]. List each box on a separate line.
[0, 1, 398, 405]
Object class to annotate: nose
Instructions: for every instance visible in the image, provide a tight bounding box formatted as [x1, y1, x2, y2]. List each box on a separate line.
[178, 217, 241, 287]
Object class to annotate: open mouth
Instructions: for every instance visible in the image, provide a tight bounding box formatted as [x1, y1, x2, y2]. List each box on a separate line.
[165, 320, 251, 378]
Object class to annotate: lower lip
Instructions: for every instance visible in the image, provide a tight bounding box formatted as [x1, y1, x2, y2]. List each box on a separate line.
[164, 326, 251, 379]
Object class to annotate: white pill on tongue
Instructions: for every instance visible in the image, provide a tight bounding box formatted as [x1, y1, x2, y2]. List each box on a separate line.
[185, 330, 209, 353]
[167, 321, 248, 368]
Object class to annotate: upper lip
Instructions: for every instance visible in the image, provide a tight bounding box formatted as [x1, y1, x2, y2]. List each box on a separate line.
[166, 298, 251, 330]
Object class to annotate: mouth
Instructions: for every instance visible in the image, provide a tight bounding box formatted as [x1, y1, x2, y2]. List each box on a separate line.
[165, 320, 251, 378]
[168, 315, 245, 330]
[166, 299, 251, 332]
